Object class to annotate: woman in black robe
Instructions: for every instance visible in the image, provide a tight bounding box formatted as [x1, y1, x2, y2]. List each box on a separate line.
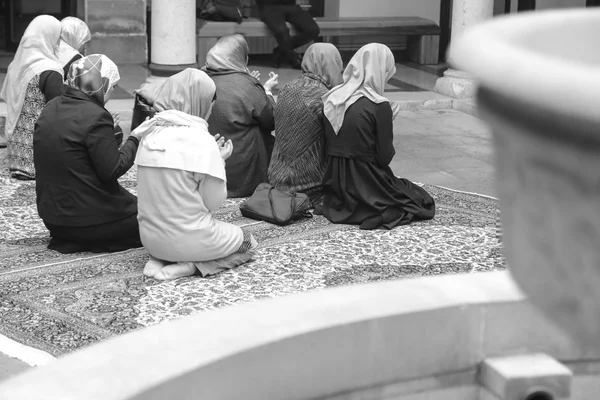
[321, 43, 435, 230]
[34, 55, 154, 253]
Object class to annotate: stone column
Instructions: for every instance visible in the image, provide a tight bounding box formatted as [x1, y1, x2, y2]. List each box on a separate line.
[148, 0, 197, 77]
[434, 0, 494, 99]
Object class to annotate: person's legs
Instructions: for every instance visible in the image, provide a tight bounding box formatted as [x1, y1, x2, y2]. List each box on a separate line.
[194, 231, 257, 277]
[259, 5, 300, 68]
[45, 213, 142, 253]
[284, 5, 320, 49]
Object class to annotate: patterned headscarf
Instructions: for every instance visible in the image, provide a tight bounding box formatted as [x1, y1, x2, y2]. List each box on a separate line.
[301, 43, 344, 89]
[322, 43, 396, 135]
[0, 15, 63, 138]
[67, 54, 120, 105]
[97, 54, 120, 90]
[57, 17, 91, 67]
[204, 34, 250, 74]
[153, 68, 216, 121]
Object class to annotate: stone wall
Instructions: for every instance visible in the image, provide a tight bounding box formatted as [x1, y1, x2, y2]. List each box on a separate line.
[86, 0, 147, 64]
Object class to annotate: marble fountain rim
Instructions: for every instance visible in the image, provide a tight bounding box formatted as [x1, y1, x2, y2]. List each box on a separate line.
[448, 8, 600, 142]
[476, 85, 600, 150]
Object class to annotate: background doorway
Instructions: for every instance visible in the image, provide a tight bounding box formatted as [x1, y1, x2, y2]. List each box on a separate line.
[2, 0, 78, 51]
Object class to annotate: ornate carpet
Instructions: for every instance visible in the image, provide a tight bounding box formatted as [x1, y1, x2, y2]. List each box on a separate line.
[0, 168, 505, 356]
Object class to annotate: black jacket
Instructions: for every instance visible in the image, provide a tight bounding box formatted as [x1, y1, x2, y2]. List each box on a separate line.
[34, 87, 139, 227]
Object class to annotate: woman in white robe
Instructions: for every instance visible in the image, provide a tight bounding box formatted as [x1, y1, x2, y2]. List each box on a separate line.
[136, 68, 258, 280]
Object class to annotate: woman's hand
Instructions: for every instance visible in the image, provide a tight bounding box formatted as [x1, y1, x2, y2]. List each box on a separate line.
[214, 133, 226, 147]
[130, 117, 157, 140]
[111, 112, 121, 128]
[219, 138, 233, 161]
[250, 70, 261, 80]
[264, 71, 279, 92]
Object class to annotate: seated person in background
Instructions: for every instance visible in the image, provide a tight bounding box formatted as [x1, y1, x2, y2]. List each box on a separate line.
[268, 43, 343, 206]
[0, 15, 65, 178]
[57, 16, 91, 76]
[321, 43, 436, 230]
[33, 54, 152, 254]
[136, 69, 258, 281]
[257, 0, 320, 69]
[202, 34, 278, 197]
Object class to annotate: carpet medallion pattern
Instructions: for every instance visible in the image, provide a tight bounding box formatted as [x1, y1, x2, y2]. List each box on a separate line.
[0, 169, 505, 356]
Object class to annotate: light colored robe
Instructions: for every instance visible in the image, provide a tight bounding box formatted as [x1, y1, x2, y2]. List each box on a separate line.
[137, 165, 243, 262]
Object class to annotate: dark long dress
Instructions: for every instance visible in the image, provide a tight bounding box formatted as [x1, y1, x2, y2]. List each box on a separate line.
[206, 70, 275, 198]
[268, 72, 328, 205]
[322, 97, 435, 230]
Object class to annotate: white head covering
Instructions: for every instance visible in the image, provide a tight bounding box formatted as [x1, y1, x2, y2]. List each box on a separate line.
[66, 54, 120, 106]
[136, 69, 225, 181]
[301, 43, 344, 88]
[153, 68, 215, 120]
[204, 34, 250, 75]
[0, 15, 63, 139]
[322, 43, 397, 135]
[57, 17, 91, 67]
[97, 54, 120, 89]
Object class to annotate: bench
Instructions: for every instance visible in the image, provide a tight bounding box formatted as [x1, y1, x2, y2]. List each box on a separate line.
[197, 17, 441, 67]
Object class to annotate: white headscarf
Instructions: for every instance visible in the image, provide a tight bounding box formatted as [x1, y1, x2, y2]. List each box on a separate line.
[57, 17, 91, 67]
[66, 54, 120, 106]
[204, 34, 250, 75]
[301, 43, 344, 88]
[0, 15, 63, 139]
[97, 54, 120, 89]
[136, 69, 225, 181]
[322, 43, 397, 135]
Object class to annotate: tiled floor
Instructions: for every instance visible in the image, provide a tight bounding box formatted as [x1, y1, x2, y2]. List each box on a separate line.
[0, 355, 29, 382]
[389, 108, 495, 197]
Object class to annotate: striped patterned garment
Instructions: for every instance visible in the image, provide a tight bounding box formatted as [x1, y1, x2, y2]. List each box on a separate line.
[268, 72, 329, 205]
[496, 215, 502, 241]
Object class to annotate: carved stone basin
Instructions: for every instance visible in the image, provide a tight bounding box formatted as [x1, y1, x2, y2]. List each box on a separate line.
[450, 9, 600, 348]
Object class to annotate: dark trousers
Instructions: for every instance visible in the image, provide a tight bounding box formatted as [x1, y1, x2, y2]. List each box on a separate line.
[259, 4, 320, 61]
[45, 213, 142, 254]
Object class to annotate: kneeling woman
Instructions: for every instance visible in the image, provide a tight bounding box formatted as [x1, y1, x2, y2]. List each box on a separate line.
[268, 43, 343, 205]
[321, 43, 436, 229]
[203, 34, 278, 197]
[34, 55, 151, 253]
[136, 69, 257, 281]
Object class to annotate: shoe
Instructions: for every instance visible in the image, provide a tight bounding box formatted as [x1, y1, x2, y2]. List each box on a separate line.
[272, 47, 284, 68]
[289, 57, 302, 70]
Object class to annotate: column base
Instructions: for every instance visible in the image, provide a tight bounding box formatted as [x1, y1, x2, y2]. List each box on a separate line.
[433, 69, 477, 99]
[148, 62, 199, 78]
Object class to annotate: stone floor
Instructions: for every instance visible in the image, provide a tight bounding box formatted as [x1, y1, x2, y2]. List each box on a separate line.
[389, 107, 495, 197]
[0, 59, 494, 381]
[0, 355, 29, 381]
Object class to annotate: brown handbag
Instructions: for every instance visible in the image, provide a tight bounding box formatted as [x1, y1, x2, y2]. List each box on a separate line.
[240, 183, 313, 226]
